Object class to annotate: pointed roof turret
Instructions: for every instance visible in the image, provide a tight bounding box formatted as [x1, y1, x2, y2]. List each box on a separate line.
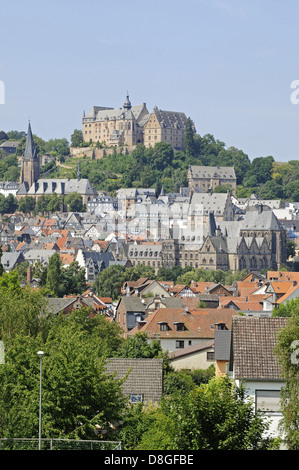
[24, 121, 38, 160]
[123, 92, 132, 110]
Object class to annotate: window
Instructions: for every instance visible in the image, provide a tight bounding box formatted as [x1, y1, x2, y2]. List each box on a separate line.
[176, 340, 184, 349]
[255, 390, 281, 413]
[207, 351, 215, 361]
[159, 323, 168, 331]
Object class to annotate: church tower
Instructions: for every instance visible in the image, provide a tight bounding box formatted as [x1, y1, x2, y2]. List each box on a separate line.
[19, 121, 40, 190]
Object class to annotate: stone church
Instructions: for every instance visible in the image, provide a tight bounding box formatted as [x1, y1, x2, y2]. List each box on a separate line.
[161, 208, 287, 273]
[16, 122, 98, 204]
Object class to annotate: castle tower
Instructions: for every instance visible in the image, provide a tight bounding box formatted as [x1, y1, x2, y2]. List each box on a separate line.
[19, 121, 40, 190]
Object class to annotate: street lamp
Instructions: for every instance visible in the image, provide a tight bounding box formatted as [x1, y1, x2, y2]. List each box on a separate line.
[37, 351, 44, 450]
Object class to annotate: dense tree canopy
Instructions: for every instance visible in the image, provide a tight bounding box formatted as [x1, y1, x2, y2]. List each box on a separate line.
[0, 127, 298, 202]
[274, 299, 299, 449]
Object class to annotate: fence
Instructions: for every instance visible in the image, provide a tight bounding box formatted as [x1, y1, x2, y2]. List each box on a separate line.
[0, 438, 121, 450]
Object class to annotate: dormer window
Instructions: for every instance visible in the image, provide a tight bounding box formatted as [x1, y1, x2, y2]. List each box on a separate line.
[173, 322, 186, 331]
[158, 321, 169, 331]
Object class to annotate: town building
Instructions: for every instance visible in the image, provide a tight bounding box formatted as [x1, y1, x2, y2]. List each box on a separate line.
[187, 165, 237, 195]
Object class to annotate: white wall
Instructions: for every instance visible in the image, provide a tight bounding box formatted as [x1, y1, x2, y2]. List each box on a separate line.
[235, 379, 286, 446]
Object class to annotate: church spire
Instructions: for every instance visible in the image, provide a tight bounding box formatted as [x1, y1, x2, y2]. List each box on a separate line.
[24, 121, 38, 160]
[19, 121, 40, 188]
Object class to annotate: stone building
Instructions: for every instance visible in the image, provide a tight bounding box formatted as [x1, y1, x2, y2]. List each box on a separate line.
[17, 123, 98, 205]
[143, 106, 188, 151]
[161, 207, 285, 273]
[82, 95, 191, 151]
[82, 94, 149, 148]
[127, 242, 163, 273]
[187, 165, 237, 195]
[19, 121, 40, 192]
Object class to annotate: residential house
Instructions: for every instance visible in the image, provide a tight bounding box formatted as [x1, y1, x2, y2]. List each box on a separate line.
[24, 249, 57, 266]
[44, 296, 97, 316]
[75, 249, 116, 282]
[105, 358, 163, 403]
[115, 296, 147, 335]
[1, 251, 25, 272]
[168, 340, 215, 371]
[228, 316, 289, 446]
[129, 307, 240, 353]
[122, 277, 170, 298]
[0, 140, 19, 154]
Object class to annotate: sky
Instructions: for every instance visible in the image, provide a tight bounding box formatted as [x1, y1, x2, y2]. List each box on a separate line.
[0, 0, 299, 162]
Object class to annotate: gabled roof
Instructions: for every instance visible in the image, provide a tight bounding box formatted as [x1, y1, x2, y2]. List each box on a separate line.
[129, 307, 239, 339]
[120, 296, 146, 313]
[276, 283, 299, 304]
[230, 316, 289, 380]
[150, 107, 187, 129]
[189, 165, 236, 180]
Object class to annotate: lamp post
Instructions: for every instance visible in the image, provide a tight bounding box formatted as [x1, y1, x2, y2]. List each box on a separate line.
[37, 351, 44, 450]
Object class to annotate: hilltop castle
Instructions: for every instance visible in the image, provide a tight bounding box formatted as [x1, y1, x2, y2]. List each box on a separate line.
[82, 94, 191, 151]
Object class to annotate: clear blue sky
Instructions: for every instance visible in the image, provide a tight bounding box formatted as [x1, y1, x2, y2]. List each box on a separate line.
[1, 0, 299, 162]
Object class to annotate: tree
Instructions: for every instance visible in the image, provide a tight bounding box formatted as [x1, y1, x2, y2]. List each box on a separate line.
[70, 129, 83, 148]
[0, 194, 18, 214]
[184, 117, 196, 158]
[64, 193, 84, 212]
[47, 193, 63, 213]
[0, 313, 127, 440]
[217, 146, 250, 185]
[245, 156, 274, 185]
[60, 262, 87, 296]
[18, 196, 36, 215]
[134, 376, 278, 450]
[149, 142, 174, 172]
[117, 332, 164, 360]
[257, 180, 283, 199]
[0, 131, 8, 142]
[0, 273, 49, 342]
[126, 264, 155, 281]
[36, 194, 51, 215]
[287, 239, 296, 259]
[275, 306, 299, 449]
[0, 246, 4, 277]
[46, 253, 62, 296]
[93, 265, 127, 300]
[45, 138, 70, 157]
